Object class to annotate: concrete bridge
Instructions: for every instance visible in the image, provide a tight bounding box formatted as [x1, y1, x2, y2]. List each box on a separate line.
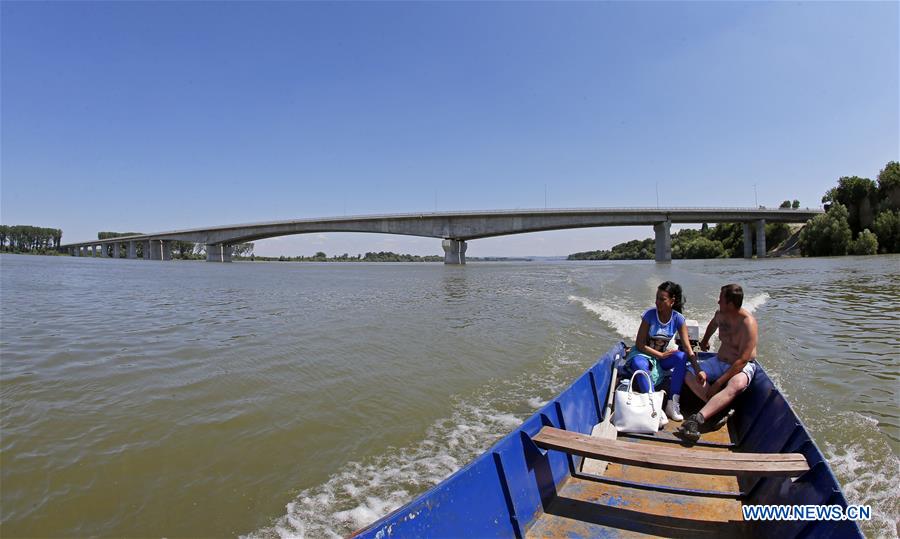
[59, 207, 822, 264]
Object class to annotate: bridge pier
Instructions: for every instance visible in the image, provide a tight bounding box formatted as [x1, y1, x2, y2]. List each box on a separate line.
[127, 241, 137, 259]
[442, 239, 467, 265]
[756, 219, 766, 258]
[113, 242, 121, 258]
[743, 224, 753, 259]
[99, 244, 108, 258]
[206, 243, 232, 262]
[147, 240, 160, 260]
[654, 221, 672, 263]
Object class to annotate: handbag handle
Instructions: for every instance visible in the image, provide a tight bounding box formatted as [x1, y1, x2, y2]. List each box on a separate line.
[627, 369, 653, 395]
[626, 369, 657, 417]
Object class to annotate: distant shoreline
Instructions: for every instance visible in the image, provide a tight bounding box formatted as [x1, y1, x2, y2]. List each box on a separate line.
[0, 251, 544, 262]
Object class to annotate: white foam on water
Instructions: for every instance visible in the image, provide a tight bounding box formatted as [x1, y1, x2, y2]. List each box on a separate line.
[527, 397, 548, 409]
[821, 412, 900, 538]
[569, 295, 640, 339]
[742, 292, 769, 313]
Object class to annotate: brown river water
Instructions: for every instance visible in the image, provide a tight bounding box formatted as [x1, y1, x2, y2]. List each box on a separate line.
[1, 253, 897, 537]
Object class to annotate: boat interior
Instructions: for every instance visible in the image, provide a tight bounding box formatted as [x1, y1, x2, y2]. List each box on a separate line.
[528, 394, 755, 538]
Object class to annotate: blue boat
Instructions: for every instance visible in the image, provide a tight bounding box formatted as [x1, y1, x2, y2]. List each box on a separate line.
[352, 343, 863, 538]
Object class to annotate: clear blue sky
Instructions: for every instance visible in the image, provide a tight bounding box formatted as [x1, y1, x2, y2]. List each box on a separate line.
[2, 1, 897, 257]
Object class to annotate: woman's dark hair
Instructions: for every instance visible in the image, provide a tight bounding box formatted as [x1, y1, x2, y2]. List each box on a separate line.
[658, 281, 685, 314]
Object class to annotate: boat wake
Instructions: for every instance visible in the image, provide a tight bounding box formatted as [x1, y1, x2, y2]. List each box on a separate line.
[743, 292, 770, 313]
[247, 335, 588, 538]
[245, 402, 522, 538]
[569, 292, 770, 341]
[821, 412, 900, 539]
[568, 295, 639, 339]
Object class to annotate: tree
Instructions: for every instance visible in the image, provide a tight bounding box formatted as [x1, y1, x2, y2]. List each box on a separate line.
[872, 210, 900, 253]
[171, 241, 195, 258]
[1, 225, 63, 252]
[799, 203, 852, 256]
[232, 243, 254, 257]
[849, 229, 878, 255]
[681, 237, 726, 258]
[821, 176, 877, 236]
[98, 231, 142, 240]
[780, 200, 791, 208]
[877, 161, 900, 211]
[792, 200, 800, 209]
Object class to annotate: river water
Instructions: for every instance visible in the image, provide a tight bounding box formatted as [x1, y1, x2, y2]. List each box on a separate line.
[1, 253, 897, 538]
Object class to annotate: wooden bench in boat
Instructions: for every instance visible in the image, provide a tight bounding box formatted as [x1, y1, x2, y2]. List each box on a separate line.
[532, 426, 809, 477]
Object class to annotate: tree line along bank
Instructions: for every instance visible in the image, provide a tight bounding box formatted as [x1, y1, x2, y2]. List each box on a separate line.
[569, 161, 899, 260]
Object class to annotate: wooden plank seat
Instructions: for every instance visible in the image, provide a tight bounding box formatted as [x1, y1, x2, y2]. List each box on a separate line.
[532, 426, 809, 477]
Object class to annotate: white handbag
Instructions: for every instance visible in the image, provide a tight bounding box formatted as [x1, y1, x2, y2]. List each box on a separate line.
[612, 370, 666, 434]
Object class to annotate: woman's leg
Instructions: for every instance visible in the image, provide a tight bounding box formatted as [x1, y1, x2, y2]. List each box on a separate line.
[658, 351, 687, 396]
[628, 354, 653, 392]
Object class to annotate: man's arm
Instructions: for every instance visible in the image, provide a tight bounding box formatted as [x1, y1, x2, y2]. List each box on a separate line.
[708, 316, 758, 393]
[698, 313, 719, 351]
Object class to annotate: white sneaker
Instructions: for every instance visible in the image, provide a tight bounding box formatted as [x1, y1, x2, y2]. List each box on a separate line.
[665, 394, 684, 421]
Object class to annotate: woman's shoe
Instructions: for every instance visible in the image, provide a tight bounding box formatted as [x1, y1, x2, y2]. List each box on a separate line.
[664, 394, 684, 421]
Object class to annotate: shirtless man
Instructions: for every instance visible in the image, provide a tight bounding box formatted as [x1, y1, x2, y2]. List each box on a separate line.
[676, 283, 758, 443]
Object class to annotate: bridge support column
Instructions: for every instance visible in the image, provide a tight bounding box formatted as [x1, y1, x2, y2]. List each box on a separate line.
[127, 241, 137, 259]
[756, 219, 766, 258]
[654, 221, 672, 263]
[442, 239, 467, 265]
[143, 240, 152, 260]
[69, 247, 75, 256]
[113, 242, 121, 258]
[149, 240, 162, 260]
[160, 241, 172, 261]
[743, 223, 753, 259]
[206, 244, 232, 262]
[99, 244, 108, 258]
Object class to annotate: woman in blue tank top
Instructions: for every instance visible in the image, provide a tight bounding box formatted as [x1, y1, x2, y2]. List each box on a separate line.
[624, 281, 701, 421]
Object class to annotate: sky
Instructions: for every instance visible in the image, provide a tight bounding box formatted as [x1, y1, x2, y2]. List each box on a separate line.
[2, 1, 898, 257]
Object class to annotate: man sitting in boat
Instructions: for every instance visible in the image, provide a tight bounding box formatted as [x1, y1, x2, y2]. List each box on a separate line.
[623, 281, 701, 422]
[677, 283, 758, 443]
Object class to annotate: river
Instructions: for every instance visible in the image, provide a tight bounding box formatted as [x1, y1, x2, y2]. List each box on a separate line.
[1, 253, 897, 537]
